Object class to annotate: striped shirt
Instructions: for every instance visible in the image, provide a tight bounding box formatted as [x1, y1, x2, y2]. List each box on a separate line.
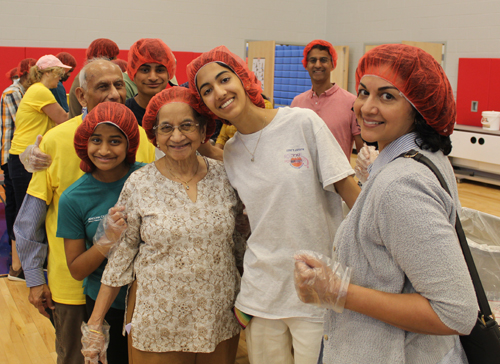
[0, 83, 25, 164]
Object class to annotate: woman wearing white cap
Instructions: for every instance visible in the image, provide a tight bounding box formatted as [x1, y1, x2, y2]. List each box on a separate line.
[8, 54, 72, 248]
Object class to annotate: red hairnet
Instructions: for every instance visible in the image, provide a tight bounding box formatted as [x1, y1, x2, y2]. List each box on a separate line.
[355, 44, 456, 136]
[74, 102, 140, 173]
[142, 87, 214, 146]
[5, 67, 18, 80]
[302, 40, 338, 69]
[127, 38, 176, 82]
[112, 59, 128, 73]
[86, 38, 120, 60]
[187, 45, 265, 121]
[17, 58, 37, 77]
[56, 52, 77, 69]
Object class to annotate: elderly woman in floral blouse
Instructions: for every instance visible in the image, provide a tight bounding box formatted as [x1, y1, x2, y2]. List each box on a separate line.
[83, 87, 244, 364]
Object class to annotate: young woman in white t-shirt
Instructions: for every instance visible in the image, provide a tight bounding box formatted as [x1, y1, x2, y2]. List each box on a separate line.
[187, 45, 360, 364]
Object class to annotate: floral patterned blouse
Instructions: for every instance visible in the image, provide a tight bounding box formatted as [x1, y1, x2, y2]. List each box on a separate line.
[101, 158, 243, 353]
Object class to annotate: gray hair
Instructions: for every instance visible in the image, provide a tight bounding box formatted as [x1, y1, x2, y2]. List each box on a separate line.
[79, 57, 120, 91]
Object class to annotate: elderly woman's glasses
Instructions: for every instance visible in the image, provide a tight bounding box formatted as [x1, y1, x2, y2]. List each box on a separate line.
[154, 122, 199, 135]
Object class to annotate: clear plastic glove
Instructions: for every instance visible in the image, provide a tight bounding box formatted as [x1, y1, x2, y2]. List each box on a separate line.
[354, 143, 379, 184]
[93, 205, 127, 258]
[81, 320, 110, 364]
[19, 135, 52, 172]
[294, 250, 351, 313]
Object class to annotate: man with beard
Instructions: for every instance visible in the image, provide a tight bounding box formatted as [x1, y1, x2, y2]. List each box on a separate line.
[50, 52, 77, 112]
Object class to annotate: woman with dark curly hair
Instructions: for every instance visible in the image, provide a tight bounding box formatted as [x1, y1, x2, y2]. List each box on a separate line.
[294, 44, 477, 364]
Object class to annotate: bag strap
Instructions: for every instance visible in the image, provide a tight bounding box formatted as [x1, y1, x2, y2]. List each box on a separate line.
[399, 149, 493, 319]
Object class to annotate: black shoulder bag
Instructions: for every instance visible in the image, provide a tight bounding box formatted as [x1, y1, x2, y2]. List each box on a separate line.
[401, 150, 500, 364]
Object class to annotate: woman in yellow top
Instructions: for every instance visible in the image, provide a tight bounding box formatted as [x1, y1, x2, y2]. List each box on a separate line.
[9, 55, 71, 227]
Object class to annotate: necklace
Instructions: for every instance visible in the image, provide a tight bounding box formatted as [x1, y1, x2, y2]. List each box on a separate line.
[167, 160, 200, 190]
[240, 118, 266, 162]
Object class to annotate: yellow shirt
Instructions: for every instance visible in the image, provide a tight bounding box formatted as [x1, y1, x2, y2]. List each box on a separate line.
[27, 115, 155, 305]
[10, 82, 57, 155]
[216, 124, 238, 146]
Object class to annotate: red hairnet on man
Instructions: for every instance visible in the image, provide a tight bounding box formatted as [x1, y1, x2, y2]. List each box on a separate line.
[68, 38, 120, 118]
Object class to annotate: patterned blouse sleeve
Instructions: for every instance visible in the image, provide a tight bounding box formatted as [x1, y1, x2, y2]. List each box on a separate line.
[101, 174, 142, 287]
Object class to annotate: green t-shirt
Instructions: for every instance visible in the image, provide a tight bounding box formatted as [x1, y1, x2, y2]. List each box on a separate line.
[57, 162, 145, 309]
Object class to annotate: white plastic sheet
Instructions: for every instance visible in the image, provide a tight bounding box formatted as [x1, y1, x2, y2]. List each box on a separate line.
[460, 207, 500, 317]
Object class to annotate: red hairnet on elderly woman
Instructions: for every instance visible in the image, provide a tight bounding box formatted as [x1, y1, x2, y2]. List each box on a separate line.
[82, 87, 247, 364]
[294, 44, 477, 364]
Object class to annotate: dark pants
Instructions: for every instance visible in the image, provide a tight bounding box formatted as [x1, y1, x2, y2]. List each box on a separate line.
[86, 295, 128, 364]
[7, 154, 32, 233]
[1, 163, 16, 243]
[53, 302, 88, 364]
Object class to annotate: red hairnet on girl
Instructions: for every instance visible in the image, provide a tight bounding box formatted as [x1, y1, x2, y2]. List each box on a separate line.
[187, 45, 265, 121]
[74, 102, 140, 173]
[302, 40, 338, 69]
[142, 87, 214, 146]
[127, 38, 176, 82]
[355, 44, 456, 136]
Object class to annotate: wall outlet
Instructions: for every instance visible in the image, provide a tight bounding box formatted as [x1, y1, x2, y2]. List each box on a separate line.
[471, 101, 478, 112]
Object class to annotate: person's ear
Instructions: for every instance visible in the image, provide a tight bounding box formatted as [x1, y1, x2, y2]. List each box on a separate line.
[200, 124, 207, 142]
[75, 87, 87, 108]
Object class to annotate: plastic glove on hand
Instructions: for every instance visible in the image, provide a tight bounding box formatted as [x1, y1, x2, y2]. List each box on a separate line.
[294, 250, 351, 313]
[93, 205, 127, 258]
[81, 321, 110, 364]
[19, 135, 52, 173]
[354, 143, 379, 184]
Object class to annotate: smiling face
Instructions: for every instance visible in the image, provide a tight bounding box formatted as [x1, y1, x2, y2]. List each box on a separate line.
[306, 48, 333, 84]
[134, 63, 169, 99]
[156, 102, 206, 162]
[87, 123, 128, 175]
[354, 75, 416, 151]
[78, 61, 127, 112]
[195, 62, 249, 123]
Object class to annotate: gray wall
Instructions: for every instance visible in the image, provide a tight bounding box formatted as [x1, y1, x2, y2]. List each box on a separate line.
[2, 0, 500, 93]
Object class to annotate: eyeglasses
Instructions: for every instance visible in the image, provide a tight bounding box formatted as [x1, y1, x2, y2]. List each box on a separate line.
[153, 122, 199, 135]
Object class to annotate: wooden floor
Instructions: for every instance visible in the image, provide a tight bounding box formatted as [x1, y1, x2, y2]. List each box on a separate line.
[1, 177, 499, 364]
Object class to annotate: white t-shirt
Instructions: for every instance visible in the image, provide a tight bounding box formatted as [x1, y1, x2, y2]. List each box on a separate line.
[224, 107, 354, 320]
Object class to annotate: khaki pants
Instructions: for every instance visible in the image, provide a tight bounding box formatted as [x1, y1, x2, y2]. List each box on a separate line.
[245, 317, 323, 364]
[126, 280, 240, 364]
[53, 302, 88, 364]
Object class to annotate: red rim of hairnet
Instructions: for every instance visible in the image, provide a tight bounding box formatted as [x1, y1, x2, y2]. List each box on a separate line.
[143, 87, 214, 146]
[86, 38, 120, 60]
[112, 59, 128, 73]
[74, 102, 140, 173]
[17, 58, 37, 77]
[127, 38, 176, 82]
[186, 45, 265, 122]
[56, 52, 77, 69]
[302, 40, 338, 69]
[5, 67, 18, 80]
[355, 44, 456, 136]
